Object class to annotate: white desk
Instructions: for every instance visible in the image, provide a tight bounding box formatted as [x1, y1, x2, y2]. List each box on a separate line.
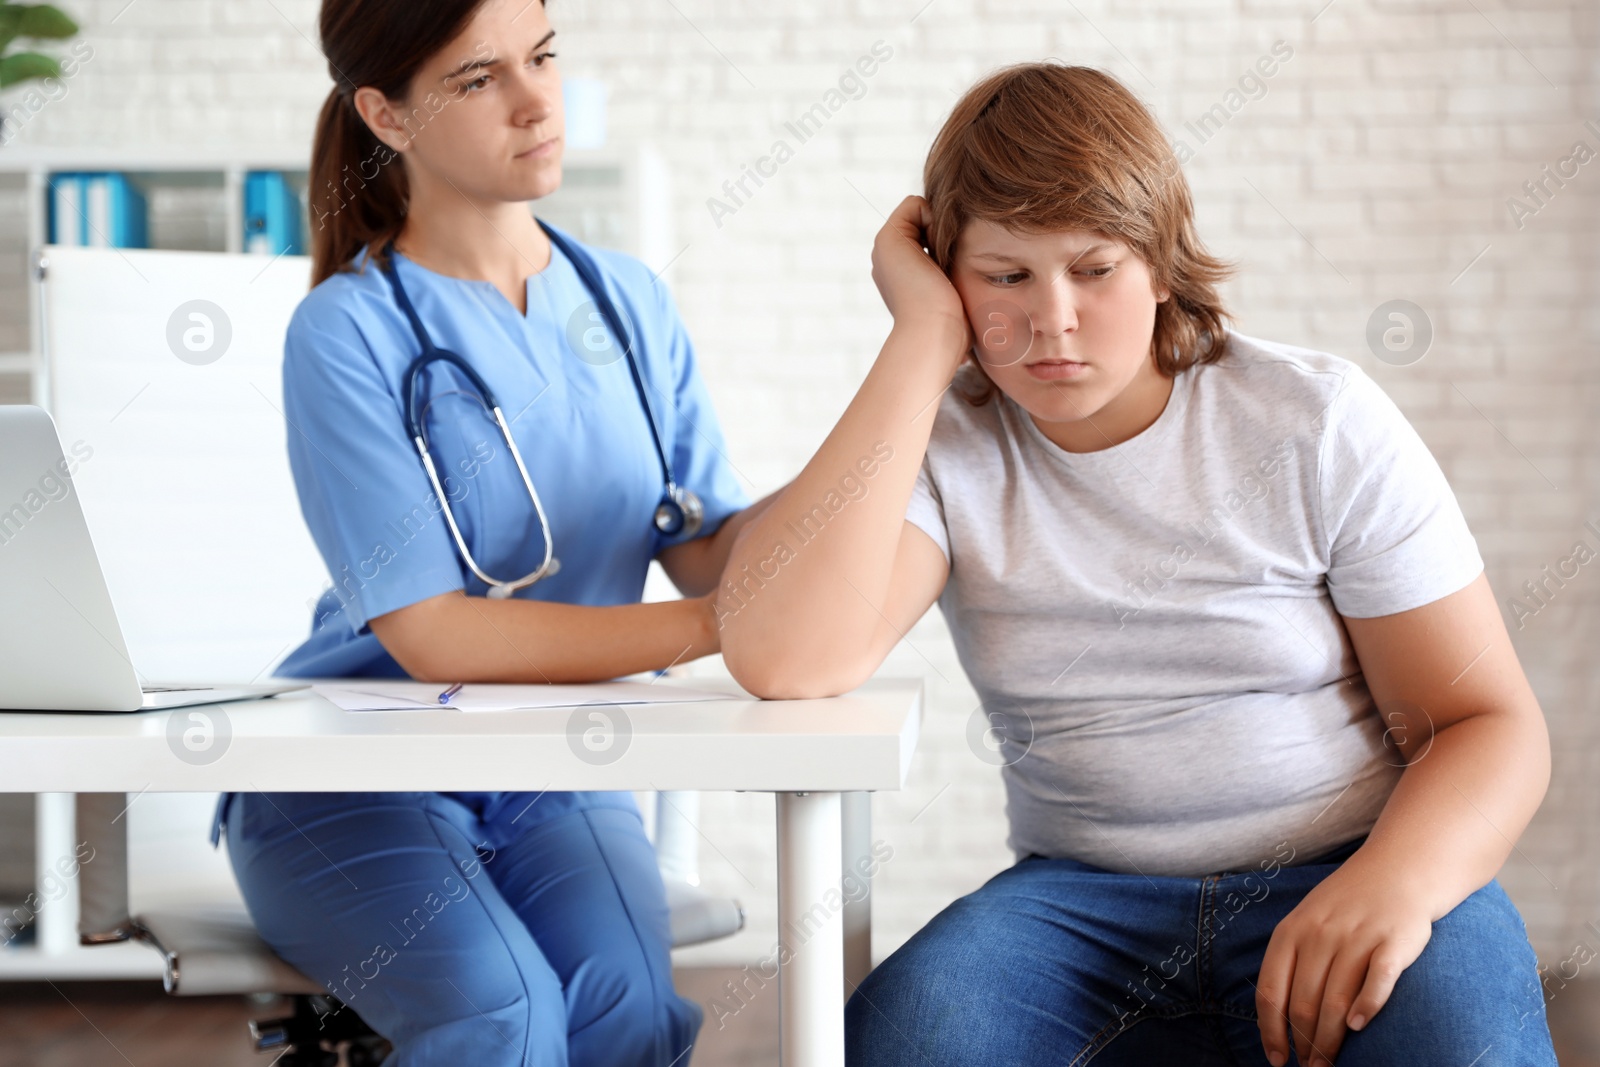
[0, 676, 922, 1067]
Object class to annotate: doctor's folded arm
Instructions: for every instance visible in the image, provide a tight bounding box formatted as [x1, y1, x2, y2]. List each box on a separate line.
[0, 0, 1590, 1065]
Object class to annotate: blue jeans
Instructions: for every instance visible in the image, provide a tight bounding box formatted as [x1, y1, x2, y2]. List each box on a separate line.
[221, 790, 701, 1066]
[847, 835, 1557, 1065]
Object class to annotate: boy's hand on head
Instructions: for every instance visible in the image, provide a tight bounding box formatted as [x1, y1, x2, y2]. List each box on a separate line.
[870, 195, 970, 363]
[1254, 852, 1435, 1067]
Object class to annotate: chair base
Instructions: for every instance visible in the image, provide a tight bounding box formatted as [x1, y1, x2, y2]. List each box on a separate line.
[130, 906, 323, 996]
[248, 992, 389, 1067]
[123, 887, 742, 1059]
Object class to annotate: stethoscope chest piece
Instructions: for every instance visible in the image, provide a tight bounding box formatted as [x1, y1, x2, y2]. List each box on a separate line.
[654, 483, 704, 538]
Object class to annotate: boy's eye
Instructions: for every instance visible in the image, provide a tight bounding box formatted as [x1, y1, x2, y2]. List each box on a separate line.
[988, 272, 1027, 286]
[1079, 265, 1116, 278]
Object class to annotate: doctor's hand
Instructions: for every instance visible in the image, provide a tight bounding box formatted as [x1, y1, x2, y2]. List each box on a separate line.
[1255, 853, 1434, 1067]
[870, 196, 970, 358]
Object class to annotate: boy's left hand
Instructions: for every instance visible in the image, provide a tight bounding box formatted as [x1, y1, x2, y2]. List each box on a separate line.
[1255, 855, 1435, 1066]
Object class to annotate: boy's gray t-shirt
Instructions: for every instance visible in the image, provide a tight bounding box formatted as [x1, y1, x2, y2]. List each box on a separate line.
[904, 330, 1484, 877]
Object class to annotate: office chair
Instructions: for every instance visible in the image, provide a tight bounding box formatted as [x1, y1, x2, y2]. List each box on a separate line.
[75, 792, 744, 1066]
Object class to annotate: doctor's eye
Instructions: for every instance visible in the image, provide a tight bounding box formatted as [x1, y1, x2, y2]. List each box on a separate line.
[531, 50, 557, 68]
[464, 74, 492, 92]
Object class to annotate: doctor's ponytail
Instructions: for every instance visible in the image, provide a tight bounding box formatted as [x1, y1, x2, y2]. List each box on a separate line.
[309, 0, 537, 287]
[309, 82, 407, 287]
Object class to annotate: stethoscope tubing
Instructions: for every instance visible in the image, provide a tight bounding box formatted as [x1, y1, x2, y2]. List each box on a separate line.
[545, 223, 677, 500]
[376, 221, 697, 598]
[410, 406, 556, 598]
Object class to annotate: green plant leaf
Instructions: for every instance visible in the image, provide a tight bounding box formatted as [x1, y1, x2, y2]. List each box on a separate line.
[0, 49, 60, 87]
[0, 8, 21, 53]
[15, 4, 77, 39]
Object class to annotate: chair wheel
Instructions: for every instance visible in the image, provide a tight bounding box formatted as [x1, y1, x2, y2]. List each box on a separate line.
[274, 1048, 339, 1067]
[248, 993, 379, 1067]
[344, 1037, 392, 1067]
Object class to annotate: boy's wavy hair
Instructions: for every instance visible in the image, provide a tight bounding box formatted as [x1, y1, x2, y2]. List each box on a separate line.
[922, 63, 1237, 404]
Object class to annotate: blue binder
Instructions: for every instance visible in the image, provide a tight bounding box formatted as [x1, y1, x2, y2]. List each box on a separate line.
[47, 172, 148, 248]
[243, 171, 304, 255]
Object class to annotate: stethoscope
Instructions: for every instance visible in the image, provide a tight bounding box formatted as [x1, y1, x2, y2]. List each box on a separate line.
[376, 219, 703, 600]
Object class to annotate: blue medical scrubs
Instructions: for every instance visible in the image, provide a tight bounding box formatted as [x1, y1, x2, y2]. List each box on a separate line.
[214, 222, 747, 1065]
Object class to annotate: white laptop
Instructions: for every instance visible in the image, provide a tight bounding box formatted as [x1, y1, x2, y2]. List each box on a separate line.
[0, 405, 307, 712]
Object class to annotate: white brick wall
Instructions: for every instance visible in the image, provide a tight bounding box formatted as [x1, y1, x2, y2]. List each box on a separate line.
[4, 0, 1594, 969]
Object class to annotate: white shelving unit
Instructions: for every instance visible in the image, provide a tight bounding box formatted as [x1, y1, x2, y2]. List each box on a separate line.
[0, 144, 672, 400]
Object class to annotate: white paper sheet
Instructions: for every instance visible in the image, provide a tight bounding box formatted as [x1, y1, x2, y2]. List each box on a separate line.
[313, 679, 742, 713]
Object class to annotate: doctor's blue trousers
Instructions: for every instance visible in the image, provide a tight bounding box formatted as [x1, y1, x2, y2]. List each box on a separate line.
[221, 789, 702, 1066]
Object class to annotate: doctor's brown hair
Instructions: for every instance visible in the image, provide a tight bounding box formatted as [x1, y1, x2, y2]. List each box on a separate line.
[308, 0, 542, 287]
[922, 63, 1236, 403]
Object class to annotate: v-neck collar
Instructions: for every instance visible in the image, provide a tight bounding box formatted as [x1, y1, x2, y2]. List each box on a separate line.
[389, 240, 568, 324]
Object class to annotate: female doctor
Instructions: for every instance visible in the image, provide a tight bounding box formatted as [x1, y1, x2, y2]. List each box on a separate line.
[210, 1, 774, 1063]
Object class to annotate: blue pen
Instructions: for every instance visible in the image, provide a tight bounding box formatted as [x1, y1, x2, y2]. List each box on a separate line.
[438, 682, 464, 705]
